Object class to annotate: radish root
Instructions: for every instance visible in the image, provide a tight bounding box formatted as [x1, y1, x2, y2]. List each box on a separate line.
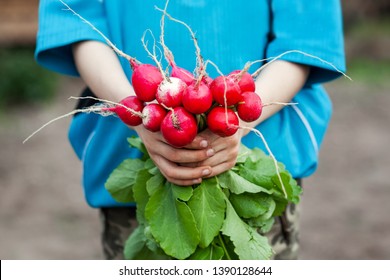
[141, 29, 168, 81]
[155, 6, 205, 79]
[22, 105, 108, 144]
[158, 0, 175, 66]
[239, 125, 288, 198]
[23, 96, 143, 144]
[251, 50, 352, 81]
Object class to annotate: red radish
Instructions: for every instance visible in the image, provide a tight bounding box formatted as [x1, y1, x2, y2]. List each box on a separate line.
[156, 77, 187, 108]
[207, 107, 239, 137]
[210, 75, 242, 106]
[202, 76, 213, 87]
[228, 70, 256, 93]
[237, 91, 263, 122]
[161, 107, 198, 147]
[142, 103, 167, 132]
[130, 60, 164, 102]
[171, 65, 195, 86]
[106, 96, 144, 126]
[182, 82, 213, 114]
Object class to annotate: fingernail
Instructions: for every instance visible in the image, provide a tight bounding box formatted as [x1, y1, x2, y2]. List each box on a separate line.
[193, 178, 202, 184]
[200, 140, 208, 148]
[202, 169, 211, 176]
[206, 149, 215, 157]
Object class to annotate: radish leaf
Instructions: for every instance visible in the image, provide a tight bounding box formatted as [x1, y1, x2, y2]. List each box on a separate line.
[229, 192, 274, 219]
[218, 170, 272, 195]
[145, 182, 199, 259]
[105, 158, 144, 203]
[188, 243, 224, 260]
[188, 178, 226, 248]
[221, 198, 273, 260]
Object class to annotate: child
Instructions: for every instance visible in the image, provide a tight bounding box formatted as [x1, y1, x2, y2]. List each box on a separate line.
[35, 0, 345, 259]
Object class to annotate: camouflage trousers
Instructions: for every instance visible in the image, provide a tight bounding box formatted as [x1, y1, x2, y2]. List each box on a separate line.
[99, 202, 300, 260]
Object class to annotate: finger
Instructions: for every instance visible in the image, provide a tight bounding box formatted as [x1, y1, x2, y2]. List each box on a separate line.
[206, 160, 236, 178]
[202, 141, 240, 166]
[153, 155, 212, 185]
[157, 145, 214, 164]
[183, 135, 209, 150]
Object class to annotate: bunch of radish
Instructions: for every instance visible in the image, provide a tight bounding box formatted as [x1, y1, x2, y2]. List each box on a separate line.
[107, 56, 263, 148]
[92, 1, 266, 148]
[23, 1, 265, 148]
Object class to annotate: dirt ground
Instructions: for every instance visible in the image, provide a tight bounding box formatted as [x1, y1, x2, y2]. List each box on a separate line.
[0, 75, 389, 260]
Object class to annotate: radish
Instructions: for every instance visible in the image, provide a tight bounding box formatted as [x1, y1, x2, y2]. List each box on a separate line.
[202, 75, 213, 87]
[130, 59, 164, 102]
[142, 103, 167, 132]
[182, 82, 213, 114]
[160, 107, 198, 147]
[105, 96, 144, 126]
[171, 66, 195, 86]
[237, 91, 263, 122]
[207, 107, 239, 137]
[156, 77, 187, 108]
[228, 70, 256, 93]
[209, 75, 242, 106]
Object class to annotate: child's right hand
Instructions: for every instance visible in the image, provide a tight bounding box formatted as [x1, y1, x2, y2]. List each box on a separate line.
[134, 125, 214, 186]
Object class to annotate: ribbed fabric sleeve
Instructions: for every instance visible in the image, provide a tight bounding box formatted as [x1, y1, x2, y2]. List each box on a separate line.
[35, 0, 110, 76]
[266, 0, 346, 85]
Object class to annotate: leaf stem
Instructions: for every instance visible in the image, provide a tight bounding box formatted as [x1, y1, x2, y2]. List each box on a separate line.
[218, 233, 232, 260]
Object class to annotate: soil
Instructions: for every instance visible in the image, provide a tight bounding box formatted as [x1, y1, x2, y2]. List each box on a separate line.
[1, 76, 389, 260]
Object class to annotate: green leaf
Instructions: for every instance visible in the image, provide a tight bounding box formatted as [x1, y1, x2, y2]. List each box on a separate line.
[188, 244, 224, 260]
[127, 137, 148, 155]
[273, 198, 289, 217]
[258, 218, 275, 234]
[124, 225, 170, 260]
[104, 158, 144, 203]
[229, 193, 274, 219]
[133, 169, 153, 224]
[221, 198, 273, 260]
[171, 183, 193, 202]
[144, 158, 156, 170]
[145, 183, 200, 259]
[238, 148, 286, 190]
[143, 225, 170, 258]
[218, 170, 272, 195]
[124, 226, 146, 260]
[188, 178, 226, 248]
[235, 144, 251, 164]
[146, 173, 165, 196]
[271, 173, 302, 204]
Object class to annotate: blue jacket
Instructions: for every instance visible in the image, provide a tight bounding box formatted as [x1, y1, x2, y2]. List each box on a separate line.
[35, 0, 346, 208]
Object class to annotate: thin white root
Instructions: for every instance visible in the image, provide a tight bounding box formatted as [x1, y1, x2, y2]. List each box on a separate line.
[155, 6, 205, 78]
[158, 0, 175, 66]
[141, 29, 167, 80]
[69, 96, 143, 118]
[23, 96, 146, 144]
[262, 102, 298, 107]
[22, 106, 107, 144]
[251, 50, 352, 81]
[58, 0, 136, 63]
[68, 96, 121, 108]
[236, 61, 252, 80]
[239, 125, 288, 199]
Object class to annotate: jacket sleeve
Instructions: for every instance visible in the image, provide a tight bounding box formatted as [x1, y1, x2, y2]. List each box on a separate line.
[35, 0, 109, 76]
[266, 0, 346, 84]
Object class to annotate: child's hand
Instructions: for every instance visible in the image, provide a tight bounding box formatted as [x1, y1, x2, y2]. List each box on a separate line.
[195, 129, 243, 177]
[135, 125, 214, 186]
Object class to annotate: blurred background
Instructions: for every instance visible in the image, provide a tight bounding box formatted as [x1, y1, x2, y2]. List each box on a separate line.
[0, 0, 389, 259]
